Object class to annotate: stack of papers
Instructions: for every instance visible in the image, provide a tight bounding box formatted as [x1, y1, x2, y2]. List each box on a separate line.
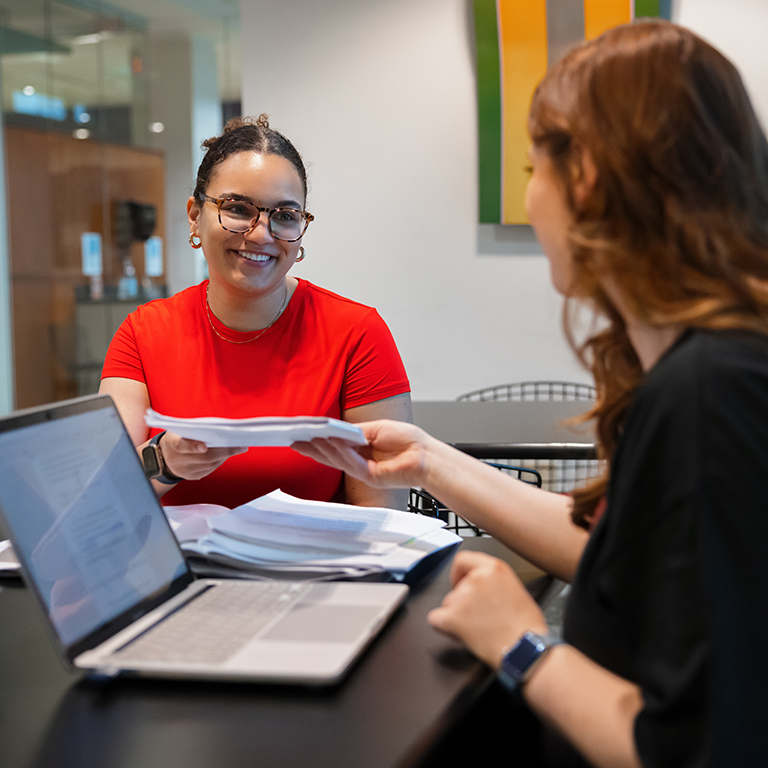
[1, 491, 462, 583]
[145, 410, 367, 448]
[166, 490, 462, 582]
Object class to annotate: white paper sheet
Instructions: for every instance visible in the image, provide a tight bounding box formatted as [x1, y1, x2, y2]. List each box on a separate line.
[145, 411, 367, 447]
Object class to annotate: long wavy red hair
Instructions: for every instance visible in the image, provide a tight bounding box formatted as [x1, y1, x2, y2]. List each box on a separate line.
[527, 20, 768, 527]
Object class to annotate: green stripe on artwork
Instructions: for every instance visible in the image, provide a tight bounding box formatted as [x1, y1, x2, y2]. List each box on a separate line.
[635, 0, 671, 21]
[634, 0, 659, 17]
[474, 0, 502, 223]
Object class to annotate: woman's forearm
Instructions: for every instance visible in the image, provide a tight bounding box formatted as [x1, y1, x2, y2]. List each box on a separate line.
[523, 644, 643, 768]
[420, 437, 589, 581]
[293, 421, 588, 579]
[344, 476, 409, 510]
[428, 551, 642, 767]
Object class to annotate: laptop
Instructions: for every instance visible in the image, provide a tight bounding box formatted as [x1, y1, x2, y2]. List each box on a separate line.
[0, 394, 408, 684]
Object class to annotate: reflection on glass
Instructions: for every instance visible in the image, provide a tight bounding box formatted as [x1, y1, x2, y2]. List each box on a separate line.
[1, 0, 148, 146]
[0, 408, 187, 647]
[0, 0, 241, 409]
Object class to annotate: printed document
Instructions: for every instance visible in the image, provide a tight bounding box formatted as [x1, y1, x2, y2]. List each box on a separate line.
[145, 411, 366, 448]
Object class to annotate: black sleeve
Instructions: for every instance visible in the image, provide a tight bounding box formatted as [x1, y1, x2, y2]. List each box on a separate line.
[563, 330, 768, 768]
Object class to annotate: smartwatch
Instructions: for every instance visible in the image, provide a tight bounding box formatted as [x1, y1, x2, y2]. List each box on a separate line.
[499, 631, 563, 694]
[142, 431, 184, 484]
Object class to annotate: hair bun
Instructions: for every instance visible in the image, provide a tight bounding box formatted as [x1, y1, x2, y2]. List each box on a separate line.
[220, 114, 270, 134]
[193, 113, 308, 202]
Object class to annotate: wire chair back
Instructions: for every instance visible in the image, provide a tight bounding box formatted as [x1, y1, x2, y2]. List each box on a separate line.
[456, 381, 601, 494]
[458, 380, 596, 403]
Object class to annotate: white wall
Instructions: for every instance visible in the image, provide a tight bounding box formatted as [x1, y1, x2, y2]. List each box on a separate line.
[675, 0, 768, 131]
[238, 0, 768, 401]
[239, 0, 584, 400]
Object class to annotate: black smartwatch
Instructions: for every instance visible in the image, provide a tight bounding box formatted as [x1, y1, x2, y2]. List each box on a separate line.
[499, 631, 563, 694]
[142, 431, 184, 484]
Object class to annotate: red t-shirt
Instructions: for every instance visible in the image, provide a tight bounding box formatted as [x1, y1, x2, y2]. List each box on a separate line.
[102, 279, 410, 508]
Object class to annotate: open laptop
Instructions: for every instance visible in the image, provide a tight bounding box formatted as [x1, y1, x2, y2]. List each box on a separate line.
[0, 395, 408, 684]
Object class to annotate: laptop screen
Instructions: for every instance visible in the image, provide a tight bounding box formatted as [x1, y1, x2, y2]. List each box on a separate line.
[0, 400, 187, 647]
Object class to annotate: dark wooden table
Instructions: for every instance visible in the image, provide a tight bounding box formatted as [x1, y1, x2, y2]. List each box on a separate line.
[412, 400, 596, 460]
[0, 538, 543, 768]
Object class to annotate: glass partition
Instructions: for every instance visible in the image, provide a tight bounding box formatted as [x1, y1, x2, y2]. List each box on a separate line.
[1, 0, 150, 146]
[1, 1, 161, 407]
[0, 0, 239, 409]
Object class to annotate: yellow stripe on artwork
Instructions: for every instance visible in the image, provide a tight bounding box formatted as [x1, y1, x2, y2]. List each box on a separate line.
[583, 0, 631, 40]
[498, 0, 548, 224]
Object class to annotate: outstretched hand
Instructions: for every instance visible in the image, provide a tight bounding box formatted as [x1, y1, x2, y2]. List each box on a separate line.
[427, 551, 549, 668]
[159, 431, 248, 481]
[292, 419, 433, 489]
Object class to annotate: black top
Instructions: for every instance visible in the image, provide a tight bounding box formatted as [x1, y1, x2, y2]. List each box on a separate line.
[564, 329, 768, 767]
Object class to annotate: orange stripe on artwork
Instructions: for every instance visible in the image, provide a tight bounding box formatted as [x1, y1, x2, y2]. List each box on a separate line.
[498, 0, 548, 224]
[583, 0, 631, 40]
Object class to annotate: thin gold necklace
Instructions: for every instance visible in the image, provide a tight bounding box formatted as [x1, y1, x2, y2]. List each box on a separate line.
[205, 283, 289, 344]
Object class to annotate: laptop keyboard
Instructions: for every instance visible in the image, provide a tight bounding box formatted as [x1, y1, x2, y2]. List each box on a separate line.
[114, 580, 312, 665]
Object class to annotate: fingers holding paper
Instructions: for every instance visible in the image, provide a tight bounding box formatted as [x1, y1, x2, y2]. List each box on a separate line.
[292, 420, 433, 489]
[161, 431, 248, 481]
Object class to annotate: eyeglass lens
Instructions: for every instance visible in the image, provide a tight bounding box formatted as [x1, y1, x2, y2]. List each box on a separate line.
[218, 200, 306, 240]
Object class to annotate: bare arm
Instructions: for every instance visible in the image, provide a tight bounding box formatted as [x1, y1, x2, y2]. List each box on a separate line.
[294, 420, 587, 580]
[99, 376, 152, 445]
[99, 377, 246, 497]
[427, 551, 643, 768]
[342, 394, 413, 510]
[420, 436, 587, 580]
[296, 422, 641, 766]
[525, 644, 643, 768]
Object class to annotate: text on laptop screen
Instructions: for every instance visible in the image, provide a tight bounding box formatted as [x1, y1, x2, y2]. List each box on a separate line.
[0, 406, 186, 646]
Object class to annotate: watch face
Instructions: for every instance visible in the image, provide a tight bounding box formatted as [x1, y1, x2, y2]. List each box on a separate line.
[503, 636, 542, 678]
[142, 444, 161, 478]
[500, 633, 562, 694]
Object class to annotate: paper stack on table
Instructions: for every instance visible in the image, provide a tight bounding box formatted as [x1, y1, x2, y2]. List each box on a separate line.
[165, 489, 462, 582]
[0, 492, 462, 582]
[145, 410, 367, 448]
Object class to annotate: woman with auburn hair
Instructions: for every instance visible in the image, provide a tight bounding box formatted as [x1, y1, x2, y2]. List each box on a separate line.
[294, 20, 768, 767]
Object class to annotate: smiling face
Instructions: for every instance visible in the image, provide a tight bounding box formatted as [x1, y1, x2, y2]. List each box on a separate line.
[524, 144, 576, 296]
[187, 151, 306, 301]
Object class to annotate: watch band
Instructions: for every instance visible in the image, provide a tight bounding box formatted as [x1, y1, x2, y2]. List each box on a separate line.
[499, 631, 563, 694]
[142, 431, 184, 484]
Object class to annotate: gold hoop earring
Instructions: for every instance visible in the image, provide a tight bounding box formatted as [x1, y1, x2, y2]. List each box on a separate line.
[189, 233, 202, 249]
[296, 246, 306, 262]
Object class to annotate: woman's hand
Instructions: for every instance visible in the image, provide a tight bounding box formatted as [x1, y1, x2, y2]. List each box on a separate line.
[427, 551, 548, 668]
[292, 419, 435, 489]
[159, 431, 248, 481]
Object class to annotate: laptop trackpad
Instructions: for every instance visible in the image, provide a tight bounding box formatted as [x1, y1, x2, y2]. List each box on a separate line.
[263, 604, 386, 643]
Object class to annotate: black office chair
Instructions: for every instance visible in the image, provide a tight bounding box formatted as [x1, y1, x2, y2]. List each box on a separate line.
[456, 380, 600, 494]
[408, 463, 542, 536]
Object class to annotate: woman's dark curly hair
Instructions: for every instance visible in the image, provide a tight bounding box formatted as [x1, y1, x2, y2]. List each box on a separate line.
[193, 114, 308, 202]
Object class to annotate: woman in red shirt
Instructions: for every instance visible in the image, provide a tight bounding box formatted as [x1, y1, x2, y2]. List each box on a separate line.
[101, 115, 411, 509]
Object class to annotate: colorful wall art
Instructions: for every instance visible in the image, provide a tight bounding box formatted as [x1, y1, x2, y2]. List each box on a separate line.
[475, 0, 671, 224]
